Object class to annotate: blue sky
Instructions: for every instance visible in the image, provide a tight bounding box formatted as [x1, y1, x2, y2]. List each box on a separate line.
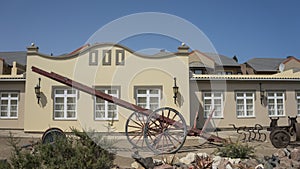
[0, 0, 299, 63]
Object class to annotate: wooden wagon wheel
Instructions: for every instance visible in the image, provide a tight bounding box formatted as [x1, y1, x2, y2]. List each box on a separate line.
[125, 112, 148, 148]
[144, 107, 187, 154]
[270, 129, 290, 148]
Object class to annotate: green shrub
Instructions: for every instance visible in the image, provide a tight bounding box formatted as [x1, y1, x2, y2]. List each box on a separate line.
[8, 128, 116, 169]
[214, 138, 255, 159]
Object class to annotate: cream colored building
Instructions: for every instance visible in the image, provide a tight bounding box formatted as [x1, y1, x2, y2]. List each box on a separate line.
[24, 43, 191, 132]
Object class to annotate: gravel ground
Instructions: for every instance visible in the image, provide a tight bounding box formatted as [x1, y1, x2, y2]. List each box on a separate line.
[1, 130, 298, 168]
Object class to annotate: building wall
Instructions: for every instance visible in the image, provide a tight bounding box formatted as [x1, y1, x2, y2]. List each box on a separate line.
[0, 81, 25, 129]
[24, 44, 190, 132]
[190, 80, 300, 129]
[284, 58, 300, 71]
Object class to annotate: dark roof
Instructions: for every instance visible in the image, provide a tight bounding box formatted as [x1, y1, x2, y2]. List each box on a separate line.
[204, 53, 239, 66]
[246, 58, 285, 72]
[0, 51, 27, 66]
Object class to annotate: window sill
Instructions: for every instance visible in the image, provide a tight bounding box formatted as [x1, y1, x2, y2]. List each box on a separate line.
[0, 117, 18, 120]
[53, 118, 77, 121]
[237, 116, 256, 119]
[268, 115, 285, 117]
[94, 119, 118, 121]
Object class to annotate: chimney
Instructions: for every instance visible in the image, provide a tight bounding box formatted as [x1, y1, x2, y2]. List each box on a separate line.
[27, 43, 39, 54]
[177, 43, 189, 56]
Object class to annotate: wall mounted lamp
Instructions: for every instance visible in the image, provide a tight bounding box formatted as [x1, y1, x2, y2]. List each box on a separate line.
[35, 78, 41, 104]
[173, 77, 179, 104]
[259, 83, 264, 104]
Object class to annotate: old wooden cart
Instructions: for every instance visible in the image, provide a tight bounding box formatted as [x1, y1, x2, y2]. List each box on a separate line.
[32, 66, 226, 154]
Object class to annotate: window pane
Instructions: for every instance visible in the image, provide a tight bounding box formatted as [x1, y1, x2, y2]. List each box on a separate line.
[67, 111, 75, 118]
[11, 100, 18, 105]
[108, 89, 117, 95]
[138, 90, 147, 94]
[1, 111, 7, 117]
[246, 93, 253, 97]
[150, 97, 159, 103]
[236, 93, 243, 97]
[54, 111, 64, 118]
[10, 106, 17, 111]
[1, 100, 8, 105]
[55, 97, 64, 103]
[96, 111, 105, 118]
[1, 106, 8, 111]
[67, 89, 76, 94]
[96, 98, 105, 103]
[149, 89, 159, 94]
[11, 93, 18, 98]
[67, 97, 76, 104]
[10, 111, 17, 117]
[204, 93, 211, 97]
[55, 90, 64, 94]
[137, 97, 147, 103]
[96, 105, 105, 111]
[1, 93, 8, 97]
[55, 105, 64, 110]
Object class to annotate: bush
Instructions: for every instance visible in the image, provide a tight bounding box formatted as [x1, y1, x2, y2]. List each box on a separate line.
[214, 138, 255, 159]
[8, 128, 115, 169]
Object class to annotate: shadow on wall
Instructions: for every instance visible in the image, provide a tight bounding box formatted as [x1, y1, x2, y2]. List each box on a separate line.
[39, 92, 48, 108]
[176, 92, 184, 107]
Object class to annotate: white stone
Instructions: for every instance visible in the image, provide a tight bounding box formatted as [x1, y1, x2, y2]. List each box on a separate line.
[131, 161, 145, 169]
[228, 158, 241, 164]
[197, 152, 208, 158]
[179, 152, 195, 164]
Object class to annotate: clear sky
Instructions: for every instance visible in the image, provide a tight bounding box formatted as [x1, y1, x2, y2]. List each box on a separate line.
[0, 0, 299, 63]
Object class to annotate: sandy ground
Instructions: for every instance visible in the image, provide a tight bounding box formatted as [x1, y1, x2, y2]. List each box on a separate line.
[1, 130, 299, 168]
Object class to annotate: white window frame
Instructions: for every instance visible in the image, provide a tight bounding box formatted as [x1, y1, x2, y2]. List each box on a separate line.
[203, 91, 223, 118]
[0, 92, 19, 119]
[94, 87, 119, 120]
[267, 91, 285, 117]
[136, 88, 161, 110]
[53, 88, 77, 120]
[296, 91, 300, 115]
[236, 91, 255, 118]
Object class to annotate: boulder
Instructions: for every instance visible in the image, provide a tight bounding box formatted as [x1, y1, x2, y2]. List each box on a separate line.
[179, 152, 196, 165]
[290, 148, 300, 161]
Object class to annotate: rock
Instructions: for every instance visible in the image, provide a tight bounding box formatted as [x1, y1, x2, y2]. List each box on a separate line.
[212, 156, 222, 169]
[153, 159, 163, 166]
[263, 162, 273, 169]
[131, 161, 145, 169]
[154, 164, 173, 169]
[274, 149, 286, 158]
[179, 152, 196, 165]
[240, 159, 259, 168]
[196, 152, 208, 158]
[173, 162, 188, 169]
[277, 157, 292, 169]
[291, 148, 300, 161]
[292, 160, 300, 168]
[228, 158, 241, 165]
[255, 164, 264, 169]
